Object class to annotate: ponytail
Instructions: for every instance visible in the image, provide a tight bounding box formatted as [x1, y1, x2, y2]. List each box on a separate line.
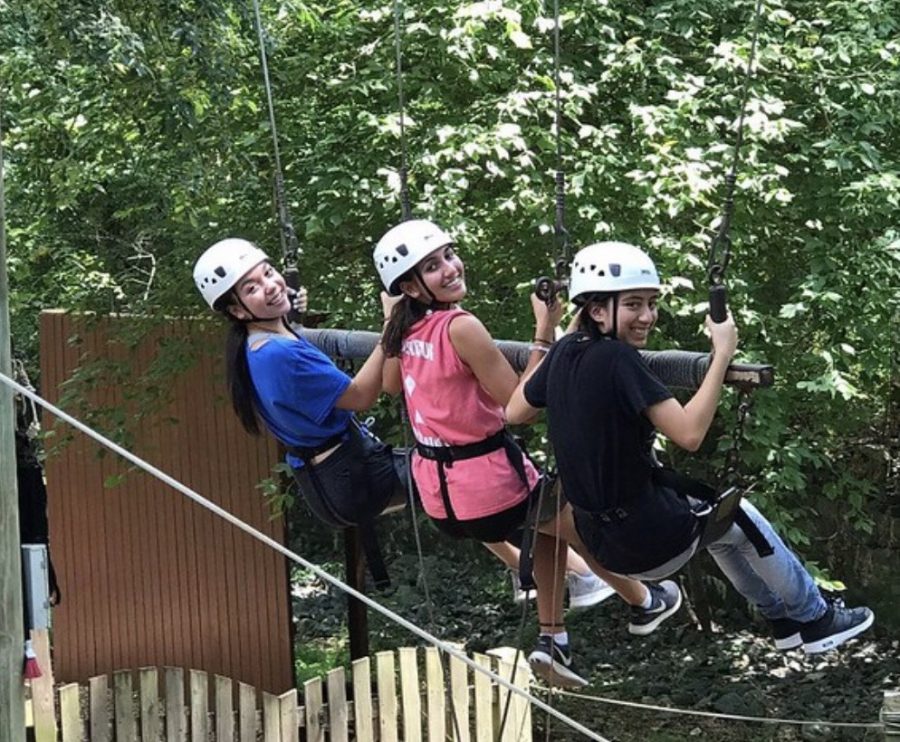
[215, 294, 261, 435]
[382, 294, 429, 357]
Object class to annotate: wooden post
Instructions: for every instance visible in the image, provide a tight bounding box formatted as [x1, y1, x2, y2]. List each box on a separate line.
[345, 527, 369, 660]
[883, 690, 900, 739]
[0, 94, 27, 742]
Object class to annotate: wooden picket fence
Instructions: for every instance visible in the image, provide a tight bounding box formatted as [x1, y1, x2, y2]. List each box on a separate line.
[27, 646, 534, 741]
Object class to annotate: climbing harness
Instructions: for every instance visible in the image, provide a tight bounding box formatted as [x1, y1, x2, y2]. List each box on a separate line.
[534, 0, 570, 306]
[707, 0, 764, 323]
[249, 0, 303, 323]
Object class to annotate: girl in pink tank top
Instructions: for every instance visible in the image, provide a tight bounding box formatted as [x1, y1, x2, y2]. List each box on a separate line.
[374, 219, 652, 689]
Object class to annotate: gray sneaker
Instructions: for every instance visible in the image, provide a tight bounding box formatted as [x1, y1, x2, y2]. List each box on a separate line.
[628, 580, 682, 636]
[567, 571, 616, 609]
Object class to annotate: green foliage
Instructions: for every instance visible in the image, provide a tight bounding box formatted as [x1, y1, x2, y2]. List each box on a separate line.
[2, 0, 897, 567]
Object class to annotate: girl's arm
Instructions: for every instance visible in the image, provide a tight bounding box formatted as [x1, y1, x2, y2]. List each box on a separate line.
[449, 315, 520, 405]
[452, 292, 563, 410]
[646, 314, 738, 451]
[336, 292, 403, 410]
[505, 359, 544, 424]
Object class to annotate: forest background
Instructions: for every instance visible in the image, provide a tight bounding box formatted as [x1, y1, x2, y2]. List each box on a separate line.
[1, 1, 898, 732]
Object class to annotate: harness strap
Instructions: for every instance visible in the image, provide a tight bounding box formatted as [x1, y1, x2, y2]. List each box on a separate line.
[418, 430, 536, 588]
[651, 467, 773, 557]
[289, 427, 391, 588]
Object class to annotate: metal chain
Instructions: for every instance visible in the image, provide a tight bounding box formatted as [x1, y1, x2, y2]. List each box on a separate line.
[721, 389, 753, 488]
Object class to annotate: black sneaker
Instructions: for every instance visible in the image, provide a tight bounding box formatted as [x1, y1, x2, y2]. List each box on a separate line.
[801, 604, 874, 654]
[769, 618, 803, 650]
[527, 636, 588, 688]
[628, 580, 682, 636]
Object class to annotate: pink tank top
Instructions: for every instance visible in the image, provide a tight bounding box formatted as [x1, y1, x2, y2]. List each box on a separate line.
[401, 308, 538, 520]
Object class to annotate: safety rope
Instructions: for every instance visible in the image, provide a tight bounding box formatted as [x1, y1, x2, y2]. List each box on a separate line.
[249, 0, 303, 323]
[0, 370, 611, 742]
[548, 688, 883, 730]
[534, 0, 570, 305]
[391, 0, 413, 221]
[707, 0, 764, 322]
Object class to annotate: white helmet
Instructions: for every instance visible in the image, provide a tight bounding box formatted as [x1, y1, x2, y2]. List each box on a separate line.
[193, 238, 269, 309]
[569, 241, 660, 304]
[373, 219, 453, 295]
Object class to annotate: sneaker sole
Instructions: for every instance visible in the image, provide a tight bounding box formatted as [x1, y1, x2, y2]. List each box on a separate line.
[774, 633, 803, 651]
[527, 652, 589, 689]
[569, 586, 616, 610]
[628, 587, 683, 636]
[803, 611, 874, 654]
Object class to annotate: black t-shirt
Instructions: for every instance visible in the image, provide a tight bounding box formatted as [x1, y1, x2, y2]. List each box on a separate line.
[524, 334, 698, 573]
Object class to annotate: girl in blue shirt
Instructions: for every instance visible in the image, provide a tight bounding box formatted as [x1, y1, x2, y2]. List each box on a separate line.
[194, 238, 403, 585]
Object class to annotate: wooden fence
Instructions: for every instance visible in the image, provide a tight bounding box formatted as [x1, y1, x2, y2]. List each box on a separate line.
[26, 646, 533, 742]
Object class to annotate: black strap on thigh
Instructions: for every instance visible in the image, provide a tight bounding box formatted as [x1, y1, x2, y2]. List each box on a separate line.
[288, 427, 391, 588]
[652, 467, 773, 557]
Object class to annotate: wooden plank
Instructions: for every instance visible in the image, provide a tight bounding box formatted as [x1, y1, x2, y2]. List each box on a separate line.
[883, 690, 900, 738]
[215, 674, 234, 741]
[262, 692, 280, 742]
[190, 669, 209, 742]
[31, 630, 58, 742]
[239, 682, 258, 742]
[472, 654, 493, 742]
[424, 648, 445, 742]
[59, 683, 82, 742]
[489, 649, 532, 742]
[279, 689, 299, 742]
[89, 674, 110, 742]
[449, 651, 470, 742]
[164, 667, 186, 742]
[114, 670, 136, 742]
[398, 647, 421, 742]
[304, 677, 323, 742]
[375, 651, 398, 742]
[352, 657, 375, 742]
[326, 666, 349, 742]
[140, 667, 160, 742]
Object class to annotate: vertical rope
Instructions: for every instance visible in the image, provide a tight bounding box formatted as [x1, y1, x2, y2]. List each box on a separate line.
[707, 0, 764, 292]
[392, 0, 412, 221]
[551, 0, 569, 274]
[249, 0, 304, 323]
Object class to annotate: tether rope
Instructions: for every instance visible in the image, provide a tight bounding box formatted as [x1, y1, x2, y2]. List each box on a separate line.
[391, 0, 412, 220]
[249, 0, 303, 322]
[0, 371, 609, 742]
[549, 688, 883, 730]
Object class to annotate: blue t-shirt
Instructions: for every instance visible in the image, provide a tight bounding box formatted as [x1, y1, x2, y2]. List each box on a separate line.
[246, 333, 353, 467]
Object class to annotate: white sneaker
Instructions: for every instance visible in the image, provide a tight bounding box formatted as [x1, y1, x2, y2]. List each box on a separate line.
[567, 571, 616, 609]
[509, 569, 536, 603]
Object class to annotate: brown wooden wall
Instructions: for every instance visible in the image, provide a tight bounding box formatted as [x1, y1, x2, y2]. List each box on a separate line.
[40, 310, 294, 693]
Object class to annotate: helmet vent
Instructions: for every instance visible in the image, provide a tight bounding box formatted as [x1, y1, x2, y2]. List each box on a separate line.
[610, 263, 621, 277]
[214, 266, 227, 278]
[396, 243, 409, 257]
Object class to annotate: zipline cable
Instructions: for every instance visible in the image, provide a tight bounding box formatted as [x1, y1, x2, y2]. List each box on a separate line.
[550, 688, 883, 730]
[250, 0, 303, 323]
[0, 371, 611, 742]
[707, 0, 764, 323]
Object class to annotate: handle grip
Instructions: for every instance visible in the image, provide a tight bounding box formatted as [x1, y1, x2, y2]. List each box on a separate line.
[534, 276, 556, 304]
[709, 284, 728, 323]
[284, 266, 304, 325]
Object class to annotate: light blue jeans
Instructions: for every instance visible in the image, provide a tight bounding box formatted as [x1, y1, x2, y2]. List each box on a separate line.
[629, 500, 827, 623]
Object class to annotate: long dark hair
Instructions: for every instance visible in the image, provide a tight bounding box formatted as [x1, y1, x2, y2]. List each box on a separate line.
[382, 293, 430, 357]
[215, 293, 262, 435]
